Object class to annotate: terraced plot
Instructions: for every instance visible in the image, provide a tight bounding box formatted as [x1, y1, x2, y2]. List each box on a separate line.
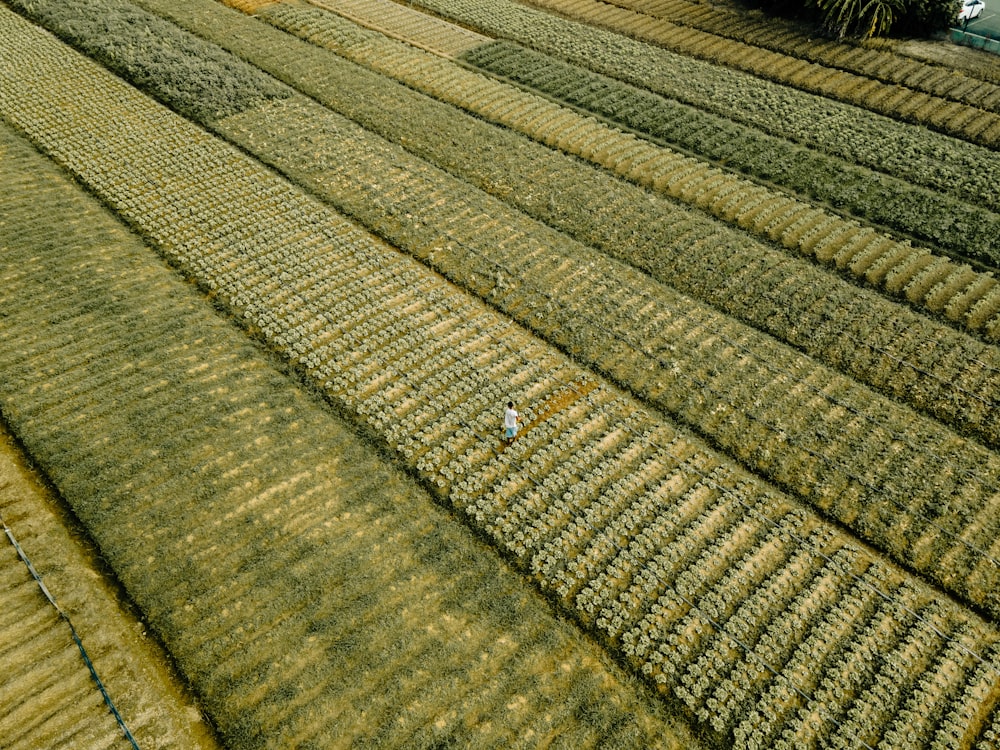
[3, 0, 1000, 748]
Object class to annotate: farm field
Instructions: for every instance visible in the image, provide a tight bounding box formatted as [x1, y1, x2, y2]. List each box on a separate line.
[1, 0, 1000, 748]
[0, 119, 695, 749]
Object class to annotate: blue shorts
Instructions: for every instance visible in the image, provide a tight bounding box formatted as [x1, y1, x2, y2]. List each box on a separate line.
[505, 427, 517, 439]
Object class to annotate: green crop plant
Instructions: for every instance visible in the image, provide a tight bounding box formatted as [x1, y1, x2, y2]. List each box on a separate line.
[522, 0, 979, 101]
[407, 0, 1000, 197]
[182, 0, 1000, 445]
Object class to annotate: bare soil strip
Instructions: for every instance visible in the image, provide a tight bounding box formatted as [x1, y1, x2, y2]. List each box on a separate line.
[3, 6, 1000, 747]
[0, 119, 695, 749]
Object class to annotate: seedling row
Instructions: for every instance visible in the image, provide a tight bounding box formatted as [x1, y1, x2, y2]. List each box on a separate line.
[406, 0, 1000, 215]
[604, 0, 1000, 113]
[236, 0, 1000, 427]
[0, 113, 694, 750]
[519, 0, 1000, 147]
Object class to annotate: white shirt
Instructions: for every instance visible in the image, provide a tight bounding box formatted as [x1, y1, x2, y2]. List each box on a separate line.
[505, 407, 519, 429]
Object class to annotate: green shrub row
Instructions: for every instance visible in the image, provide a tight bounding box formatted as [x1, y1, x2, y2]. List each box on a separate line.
[602, 0, 1000, 109]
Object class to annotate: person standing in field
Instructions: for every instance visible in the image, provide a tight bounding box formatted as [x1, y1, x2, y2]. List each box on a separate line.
[504, 401, 521, 446]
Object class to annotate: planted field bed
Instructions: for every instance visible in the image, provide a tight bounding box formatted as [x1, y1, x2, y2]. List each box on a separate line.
[254, 0, 1000, 326]
[305, 0, 489, 57]
[283, 2, 1000, 312]
[221, 0, 1000, 435]
[63, 0, 1000, 622]
[0, 535, 140, 750]
[518, 0, 1000, 147]
[0, 119, 694, 749]
[4, 5, 1000, 749]
[459, 39, 1000, 271]
[408, 0, 1000, 217]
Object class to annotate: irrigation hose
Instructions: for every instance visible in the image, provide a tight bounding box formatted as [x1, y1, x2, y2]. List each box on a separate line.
[0, 512, 141, 750]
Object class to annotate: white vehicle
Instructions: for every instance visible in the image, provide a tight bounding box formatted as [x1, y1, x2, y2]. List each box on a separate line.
[958, 0, 985, 24]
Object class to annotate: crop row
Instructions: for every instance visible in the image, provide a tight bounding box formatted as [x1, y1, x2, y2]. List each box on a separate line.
[457, 38, 1000, 271]
[66, 0, 1000, 618]
[237, 0, 1000, 436]
[289, 0, 1000, 271]
[4, 6, 1000, 746]
[606, 0, 1000, 113]
[407, 0, 1000, 216]
[0, 123, 687, 750]
[305, 0, 488, 57]
[520, 0, 1000, 148]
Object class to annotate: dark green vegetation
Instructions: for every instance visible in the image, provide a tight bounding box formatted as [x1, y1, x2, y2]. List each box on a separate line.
[9, 0, 289, 121]
[461, 39, 1000, 267]
[750, 0, 955, 39]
